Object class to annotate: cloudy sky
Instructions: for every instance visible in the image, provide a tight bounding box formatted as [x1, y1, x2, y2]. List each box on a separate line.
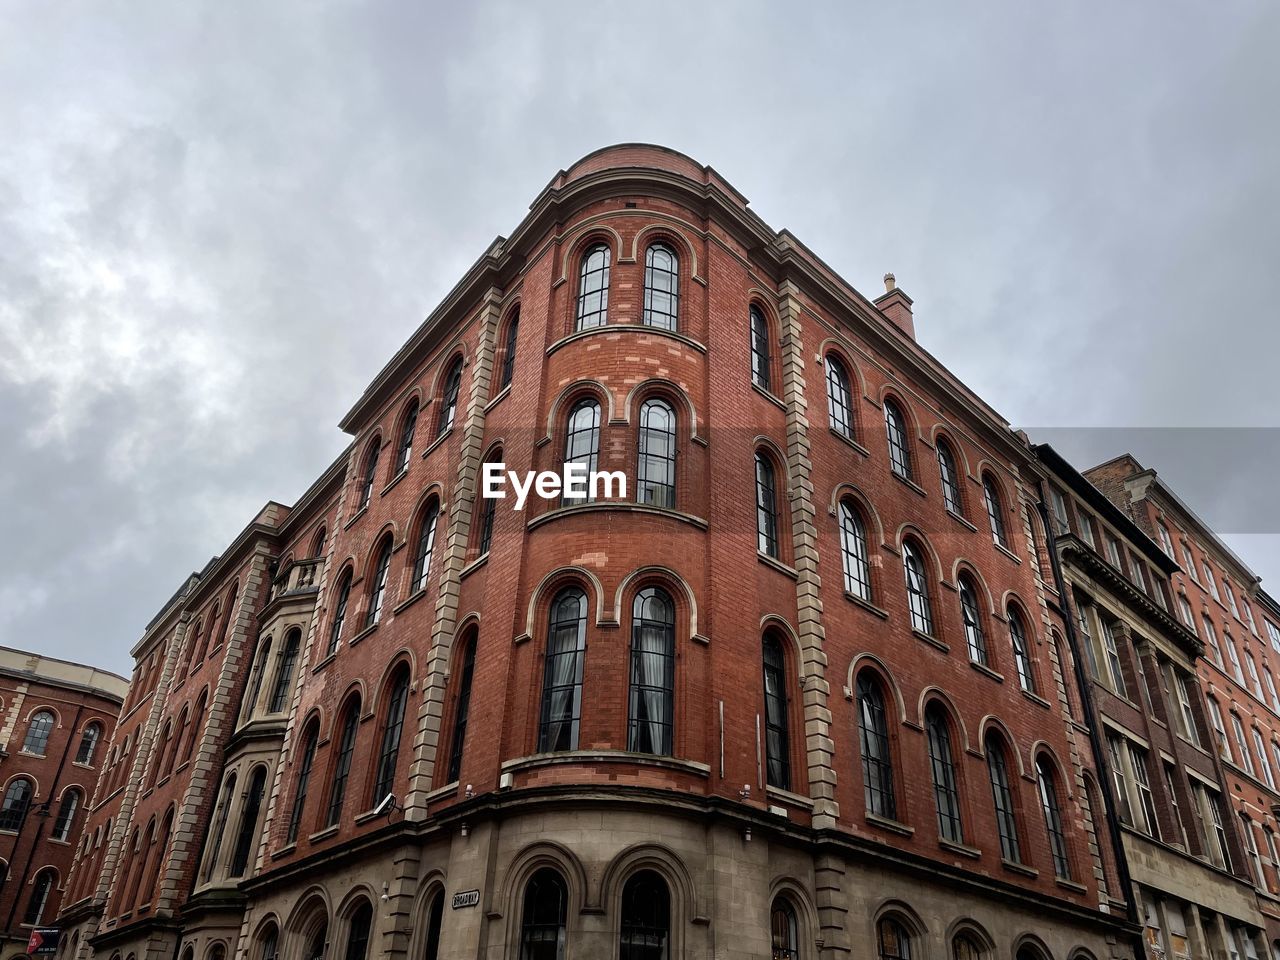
[2, 2, 1277, 675]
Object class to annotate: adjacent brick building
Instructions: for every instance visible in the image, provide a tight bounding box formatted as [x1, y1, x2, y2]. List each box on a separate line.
[0, 647, 127, 960]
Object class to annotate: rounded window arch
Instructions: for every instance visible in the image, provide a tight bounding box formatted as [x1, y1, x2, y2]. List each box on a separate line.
[562, 396, 601, 507]
[325, 693, 362, 827]
[310, 525, 327, 559]
[364, 534, 394, 629]
[1036, 754, 1072, 879]
[902, 539, 935, 637]
[856, 669, 897, 820]
[877, 916, 915, 960]
[477, 445, 503, 554]
[575, 242, 611, 330]
[637, 397, 677, 509]
[750, 303, 774, 391]
[628, 586, 675, 756]
[341, 898, 373, 960]
[23, 709, 55, 755]
[982, 472, 1008, 548]
[520, 867, 568, 957]
[936, 436, 965, 516]
[538, 587, 588, 753]
[770, 895, 800, 960]
[0, 777, 34, 832]
[952, 932, 986, 960]
[268, 628, 302, 714]
[254, 921, 279, 960]
[762, 631, 793, 791]
[358, 437, 381, 511]
[839, 499, 872, 601]
[498, 305, 520, 390]
[393, 396, 420, 476]
[1007, 604, 1037, 693]
[619, 869, 670, 958]
[883, 397, 913, 480]
[984, 730, 1021, 863]
[755, 449, 783, 559]
[642, 242, 679, 331]
[410, 496, 441, 594]
[24, 867, 57, 925]
[371, 663, 411, 805]
[228, 765, 268, 878]
[435, 354, 464, 439]
[75, 721, 103, 765]
[286, 717, 321, 845]
[825, 352, 855, 440]
[925, 702, 965, 843]
[52, 786, 83, 842]
[446, 628, 478, 785]
[958, 574, 988, 666]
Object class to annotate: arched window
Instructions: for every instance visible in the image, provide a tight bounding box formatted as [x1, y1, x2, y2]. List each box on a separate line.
[937, 439, 963, 515]
[877, 918, 913, 960]
[311, 526, 327, 559]
[478, 449, 501, 553]
[1037, 756, 1071, 879]
[856, 672, 896, 819]
[563, 398, 600, 505]
[244, 638, 272, 719]
[619, 870, 670, 959]
[359, 441, 380, 511]
[343, 901, 373, 960]
[520, 868, 568, 959]
[286, 722, 319, 845]
[24, 868, 56, 925]
[372, 667, 410, 803]
[839, 500, 871, 601]
[953, 934, 984, 960]
[149, 720, 173, 788]
[268, 629, 301, 713]
[983, 475, 1008, 547]
[755, 452, 780, 558]
[188, 617, 207, 669]
[958, 576, 987, 665]
[327, 570, 353, 660]
[500, 308, 520, 390]
[421, 890, 444, 960]
[183, 690, 207, 764]
[52, 788, 81, 842]
[0, 777, 33, 831]
[750, 305, 772, 391]
[304, 919, 328, 960]
[447, 634, 477, 784]
[257, 924, 279, 960]
[628, 587, 675, 755]
[23, 709, 55, 755]
[411, 499, 440, 593]
[145, 809, 173, 898]
[883, 399, 912, 480]
[575, 243, 611, 330]
[636, 398, 676, 508]
[985, 732, 1021, 863]
[203, 772, 237, 881]
[229, 766, 267, 877]
[216, 584, 238, 650]
[825, 354, 854, 439]
[327, 697, 361, 826]
[926, 704, 964, 843]
[538, 588, 588, 752]
[1009, 607, 1036, 693]
[394, 398, 419, 475]
[365, 537, 394, 629]
[762, 634, 791, 790]
[436, 356, 463, 438]
[902, 541, 934, 636]
[770, 897, 799, 960]
[642, 243, 679, 330]
[75, 723, 102, 765]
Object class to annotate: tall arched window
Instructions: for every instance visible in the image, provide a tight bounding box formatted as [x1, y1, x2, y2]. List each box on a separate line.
[1009, 607, 1036, 693]
[229, 766, 267, 877]
[412, 499, 440, 593]
[628, 587, 675, 755]
[203, 772, 237, 881]
[825, 354, 854, 439]
[500, 308, 520, 390]
[23, 709, 55, 755]
[563, 398, 600, 505]
[763, 634, 791, 790]
[244, 638, 272, 719]
[312, 526, 328, 559]
[23, 868, 56, 925]
[365, 537, 394, 629]
[184, 689, 207, 765]
[343, 901, 373, 960]
[642, 243, 679, 330]
[958, 576, 987, 665]
[902, 541, 934, 636]
[539, 588, 588, 753]
[447, 634, 477, 784]
[877, 918, 913, 960]
[436, 357, 463, 438]
[953, 934, 984, 960]
[770, 897, 799, 960]
[839, 500, 871, 601]
[478, 449, 501, 554]
[0, 777, 33, 831]
[287, 722, 319, 845]
[75, 723, 102, 765]
[575, 243, 611, 330]
[257, 924, 279, 960]
[394, 399, 419, 475]
[52, 788, 81, 842]
[937, 439, 963, 515]
[520, 868, 568, 959]
[421, 890, 444, 960]
[856, 672, 896, 819]
[985, 732, 1021, 863]
[619, 870, 670, 959]
[216, 584, 238, 650]
[926, 704, 964, 843]
[750, 305, 772, 391]
[983, 474, 1008, 547]
[149, 720, 173, 788]
[372, 667, 410, 803]
[636, 399, 676, 508]
[327, 696, 361, 826]
[304, 919, 328, 960]
[755, 452, 779, 558]
[883, 399, 912, 480]
[1037, 756, 1071, 879]
[328, 570, 352, 657]
[359, 441, 380, 511]
[268, 629, 301, 713]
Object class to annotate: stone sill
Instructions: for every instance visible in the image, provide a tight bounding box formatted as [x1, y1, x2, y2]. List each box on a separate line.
[939, 838, 982, 859]
[501, 751, 711, 779]
[891, 470, 928, 499]
[758, 552, 799, 580]
[865, 813, 914, 837]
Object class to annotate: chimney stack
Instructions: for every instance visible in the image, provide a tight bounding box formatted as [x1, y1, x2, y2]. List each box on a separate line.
[874, 272, 915, 340]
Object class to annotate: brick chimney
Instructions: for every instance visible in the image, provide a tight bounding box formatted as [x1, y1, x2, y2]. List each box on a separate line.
[874, 272, 915, 340]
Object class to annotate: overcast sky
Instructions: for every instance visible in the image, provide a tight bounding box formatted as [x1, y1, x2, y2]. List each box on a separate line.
[3, 2, 1277, 675]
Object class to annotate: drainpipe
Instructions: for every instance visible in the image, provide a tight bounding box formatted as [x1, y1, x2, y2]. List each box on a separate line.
[1035, 487, 1144, 960]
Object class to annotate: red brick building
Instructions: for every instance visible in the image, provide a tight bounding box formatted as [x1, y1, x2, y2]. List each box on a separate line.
[58, 145, 1145, 960]
[0, 646, 126, 960]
